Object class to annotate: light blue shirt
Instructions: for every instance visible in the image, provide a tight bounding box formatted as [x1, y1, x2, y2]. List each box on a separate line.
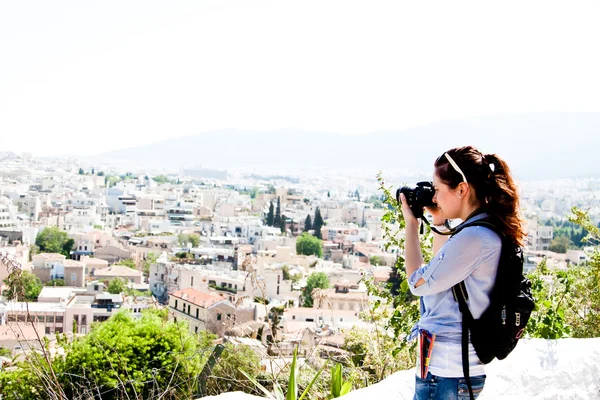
[408, 213, 501, 377]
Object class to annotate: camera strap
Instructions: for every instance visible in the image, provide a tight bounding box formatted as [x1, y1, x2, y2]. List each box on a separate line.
[419, 216, 454, 236]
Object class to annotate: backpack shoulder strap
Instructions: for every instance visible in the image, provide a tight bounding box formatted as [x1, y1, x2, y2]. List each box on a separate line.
[451, 218, 504, 239]
[451, 216, 502, 400]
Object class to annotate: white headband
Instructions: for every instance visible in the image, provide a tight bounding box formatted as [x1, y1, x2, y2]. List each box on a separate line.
[444, 152, 468, 184]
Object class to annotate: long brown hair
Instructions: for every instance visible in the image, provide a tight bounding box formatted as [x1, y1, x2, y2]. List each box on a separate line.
[434, 146, 526, 246]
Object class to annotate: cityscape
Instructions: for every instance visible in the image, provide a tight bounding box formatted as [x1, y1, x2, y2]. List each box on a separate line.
[2, 1, 600, 398]
[0, 150, 596, 359]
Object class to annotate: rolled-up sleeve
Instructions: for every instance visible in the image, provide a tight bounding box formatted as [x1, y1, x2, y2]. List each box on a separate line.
[408, 228, 487, 296]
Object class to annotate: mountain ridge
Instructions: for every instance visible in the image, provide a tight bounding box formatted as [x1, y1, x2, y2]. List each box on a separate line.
[89, 112, 600, 180]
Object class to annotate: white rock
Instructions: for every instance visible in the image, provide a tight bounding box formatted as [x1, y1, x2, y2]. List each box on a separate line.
[206, 339, 600, 400]
[342, 338, 600, 400]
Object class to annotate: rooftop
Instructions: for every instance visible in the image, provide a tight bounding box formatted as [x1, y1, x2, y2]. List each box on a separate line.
[94, 265, 142, 277]
[170, 288, 223, 308]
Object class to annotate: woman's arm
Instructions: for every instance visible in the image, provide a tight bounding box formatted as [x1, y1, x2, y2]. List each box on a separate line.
[399, 193, 425, 286]
[432, 231, 450, 255]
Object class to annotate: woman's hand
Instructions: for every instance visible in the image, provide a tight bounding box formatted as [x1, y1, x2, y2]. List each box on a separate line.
[399, 193, 420, 232]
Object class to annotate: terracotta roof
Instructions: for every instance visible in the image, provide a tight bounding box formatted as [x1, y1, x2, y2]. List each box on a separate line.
[35, 253, 66, 260]
[94, 265, 141, 277]
[63, 260, 83, 268]
[171, 288, 223, 308]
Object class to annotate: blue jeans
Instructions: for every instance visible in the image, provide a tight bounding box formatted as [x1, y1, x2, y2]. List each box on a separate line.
[414, 372, 486, 399]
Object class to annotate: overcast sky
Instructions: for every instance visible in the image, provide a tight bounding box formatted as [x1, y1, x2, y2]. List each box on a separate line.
[1, 1, 599, 156]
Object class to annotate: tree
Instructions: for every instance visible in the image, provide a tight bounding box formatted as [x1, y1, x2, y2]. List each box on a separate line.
[289, 218, 296, 235]
[78, 168, 84, 175]
[327, 191, 331, 198]
[91, 167, 95, 175]
[279, 215, 286, 234]
[106, 277, 127, 294]
[0, 311, 263, 400]
[266, 201, 275, 226]
[45, 278, 65, 287]
[304, 215, 312, 232]
[549, 235, 571, 253]
[3, 271, 43, 301]
[302, 272, 330, 307]
[313, 207, 324, 239]
[35, 227, 74, 257]
[57, 311, 206, 399]
[282, 265, 291, 280]
[188, 234, 200, 247]
[178, 233, 199, 247]
[274, 197, 281, 227]
[97, 171, 104, 176]
[142, 252, 158, 276]
[296, 233, 323, 258]
[369, 255, 382, 266]
[118, 258, 137, 269]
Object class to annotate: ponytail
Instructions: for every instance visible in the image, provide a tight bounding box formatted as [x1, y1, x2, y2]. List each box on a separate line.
[482, 153, 526, 247]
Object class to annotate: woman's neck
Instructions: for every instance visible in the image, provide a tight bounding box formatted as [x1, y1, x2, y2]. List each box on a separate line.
[461, 202, 483, 221]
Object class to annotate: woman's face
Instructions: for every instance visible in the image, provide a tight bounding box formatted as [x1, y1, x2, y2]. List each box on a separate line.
[432, 173, 462, 220]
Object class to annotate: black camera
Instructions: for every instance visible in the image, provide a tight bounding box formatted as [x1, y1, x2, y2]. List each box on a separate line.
[396, 181, 436, 219]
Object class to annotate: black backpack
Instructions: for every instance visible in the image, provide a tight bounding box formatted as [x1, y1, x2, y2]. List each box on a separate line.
[450, 218, 535, 399]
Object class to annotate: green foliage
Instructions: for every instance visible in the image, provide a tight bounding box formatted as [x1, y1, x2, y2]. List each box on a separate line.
[525, 259, 572, 339]
[525, 207, 600, 339]
[267, 201, 275, 226]
[302, 272, 330, 307]
[208, 282, 238, 294]
[563, 207, 600, 337]
[3, 270, 43, 301]
[366, 195, 384, 209]
[240, 346, 326, 400]
[44, 278, 65, 287]
[362, 173, 424, 358]
[78, 168, 84, 175]
[369, 255, 381, 266]
[35, 227, 74, 257]
[0, 310, 263, 399]
[142, 252, 158, 276]
[280, 215, 287, 234]
[29, 244, 39, 261]
[178, 233, 200, 247]
[274, 197, 282, 227]
[304, 215, 312, 232]
[282, 264, 291, 280]
[105, 175, 121, 188]
[313, 207, 324, 239]
[281, 265, 301, 283]
[549, 235, 571, 253]
[0, 347, 11, 357]
[329, 364, 352, 398]
[0, 352, 53, 400]
[206, 342, 261, 396]
[152, 175, 176, 184]
[176, 251, 193, 259]
[118, 258, 137, 269]
[106, 277, 127, 294]
[57, 311, 204, 399]
[97, 171, 105, 176]
[342, 321, 413, 385]
[543, 217, 589, 248]
[296, 233, 323, 258]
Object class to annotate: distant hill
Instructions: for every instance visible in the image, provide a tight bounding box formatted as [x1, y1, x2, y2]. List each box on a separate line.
[90, 112, 600, 180]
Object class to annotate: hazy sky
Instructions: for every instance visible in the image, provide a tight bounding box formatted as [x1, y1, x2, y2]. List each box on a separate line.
[1, 1, 599, 156]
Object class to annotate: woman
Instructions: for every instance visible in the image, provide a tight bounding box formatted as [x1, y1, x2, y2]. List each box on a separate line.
[399, 146, 526, 399]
